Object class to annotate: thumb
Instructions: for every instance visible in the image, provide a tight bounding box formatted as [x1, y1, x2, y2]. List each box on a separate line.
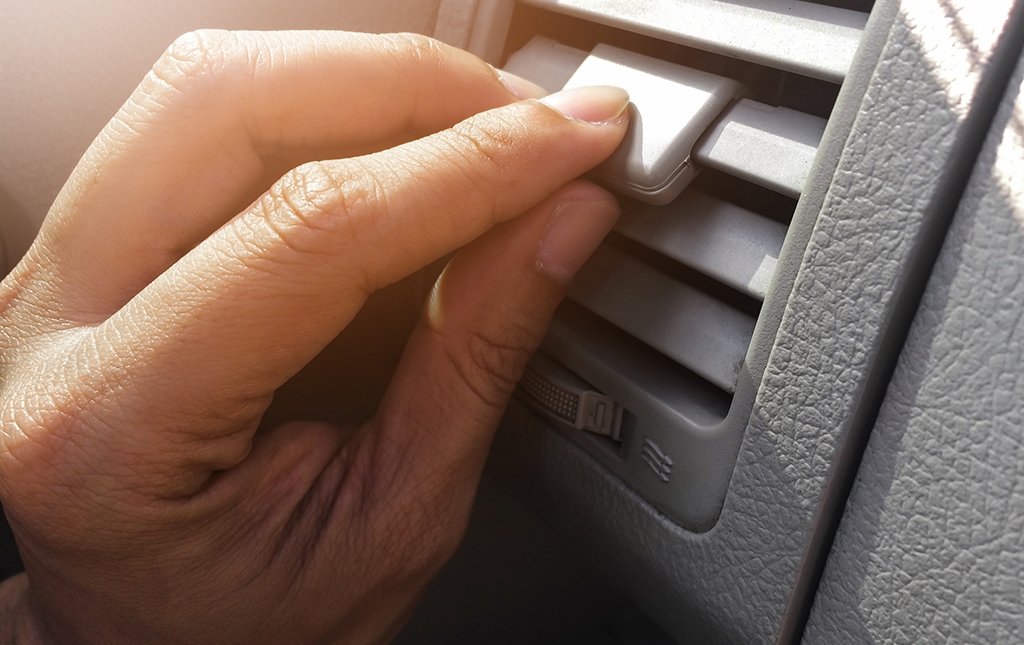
[366, 180, 619, 516]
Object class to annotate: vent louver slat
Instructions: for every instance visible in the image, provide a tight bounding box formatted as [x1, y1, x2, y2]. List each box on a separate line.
[569, 245, 756, 393]
[519, 0, 867, 82]
[614, 191, 787, 301]
[693, 100, 828, 198]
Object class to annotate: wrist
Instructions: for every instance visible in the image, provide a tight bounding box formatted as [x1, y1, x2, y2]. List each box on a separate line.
[0, 574, 53, 645]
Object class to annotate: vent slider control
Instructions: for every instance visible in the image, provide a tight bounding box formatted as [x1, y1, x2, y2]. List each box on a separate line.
[504, 38, 739, 205]
[517, 354, 625, 442]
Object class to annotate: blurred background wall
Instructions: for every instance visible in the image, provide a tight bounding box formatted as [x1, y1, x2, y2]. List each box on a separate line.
[0, 0, 442, 272]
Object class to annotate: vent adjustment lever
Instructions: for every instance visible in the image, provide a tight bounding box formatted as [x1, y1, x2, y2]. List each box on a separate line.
[504, 38, 739, 205]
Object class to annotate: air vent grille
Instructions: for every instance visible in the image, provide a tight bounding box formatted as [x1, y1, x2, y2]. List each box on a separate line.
[497, 0, 874, 529]
[570, 245, 756, 393]
[612, 191, 787, 301]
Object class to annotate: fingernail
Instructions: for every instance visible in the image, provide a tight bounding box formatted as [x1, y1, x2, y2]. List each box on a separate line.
[493, 67, 548, 100]
[538, 86, 630, 124]
[538, 197, 621, 285]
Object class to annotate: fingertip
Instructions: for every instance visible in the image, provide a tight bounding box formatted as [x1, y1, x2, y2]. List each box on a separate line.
[537, 85, 630, 124]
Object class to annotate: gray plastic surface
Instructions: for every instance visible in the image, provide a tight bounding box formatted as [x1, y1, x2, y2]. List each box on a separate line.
[562, 44, 739, 205]
[614, 191, 787, 301]
[488, 1, 1024, 642]
[434, 0, 512, 60]
[502, 36, 586, 93]
[540, 302, 741, 529]
[569, 245, 756, 393]
[693, 100, 828, 199]
[803, 47, 1024, 645]
[519, 0, 868, 82]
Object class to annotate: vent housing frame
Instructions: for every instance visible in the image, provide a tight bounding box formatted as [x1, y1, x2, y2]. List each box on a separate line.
[497, 0, 873, 531]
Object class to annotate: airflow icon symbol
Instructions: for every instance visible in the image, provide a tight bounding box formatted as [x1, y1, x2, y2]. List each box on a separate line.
[640, 437, 673, 482]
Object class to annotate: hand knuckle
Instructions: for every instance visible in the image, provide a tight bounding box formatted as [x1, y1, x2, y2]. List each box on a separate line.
[277, 162, 346, 224]
[429, 118, 517, 208]
[386, 32, 448, 67]
[444, 323, 537, 409]
[152, 29, 249, 98]
[450, 118, 514, 171]
[254, 162, 386, 262]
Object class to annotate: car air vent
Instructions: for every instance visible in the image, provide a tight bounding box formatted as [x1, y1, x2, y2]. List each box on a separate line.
[500, 0, 874, 531]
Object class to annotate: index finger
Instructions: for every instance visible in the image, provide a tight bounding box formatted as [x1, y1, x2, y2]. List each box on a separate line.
[84, 87, 629, 495]
[17, 31, 541, 331]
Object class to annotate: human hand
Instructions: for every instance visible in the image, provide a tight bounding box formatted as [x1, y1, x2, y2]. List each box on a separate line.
[0, 31, 627, 644]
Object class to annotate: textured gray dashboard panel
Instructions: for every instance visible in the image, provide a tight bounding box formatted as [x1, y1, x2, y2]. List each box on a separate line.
[488, 1, 1021, 643]
[803, 50, 1024, 645]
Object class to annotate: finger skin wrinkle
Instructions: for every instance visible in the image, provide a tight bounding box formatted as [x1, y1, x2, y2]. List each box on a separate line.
[354, 416, 470, 567]
[0, 302, 68, 365]
[355, 419, 424, 513]
[247, 161, 389, 291]
[139, 29, 256, 155]
[98, 31, 250, 165]
[99, 112, 148, 150]
[430, 313, 531, 412]
[0, 327, 98, 440]
[335, 158, 404, 294]
[452, 113, 521, 167]
[412, 135, 497, 231]
[367, 449, 471, 573]
[382, 33, 448, 86]
[155, 30, 248, 104]
[468, 322, 539, 401]
[386, 33, 448, 133]
[375, 32, 503, 140]
[443, 116, 522, 210]
[274, 445, 354, 577]
[0, 389, 69, 483]
[0, 398, 128, 526]
[240, 33, 278, 144]
[440, 334, 507, 413]
[326, 438, 466, 586]
[97, 299, 273, 430]
[0, 251, 87, 348]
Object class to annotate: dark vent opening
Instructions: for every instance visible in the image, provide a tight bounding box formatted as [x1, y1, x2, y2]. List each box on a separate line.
[605, 231, 763, 319]
[806, 0, 875, 12]
[761, 71, 842, 120]
[691, 169, 798, 226]
[503, 4, 843, 118]
[553, 300, 735, 418]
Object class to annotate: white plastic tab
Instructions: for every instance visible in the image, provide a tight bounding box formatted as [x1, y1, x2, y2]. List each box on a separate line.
[502, 37, 587, 93]
[563, 44, 740, 205]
